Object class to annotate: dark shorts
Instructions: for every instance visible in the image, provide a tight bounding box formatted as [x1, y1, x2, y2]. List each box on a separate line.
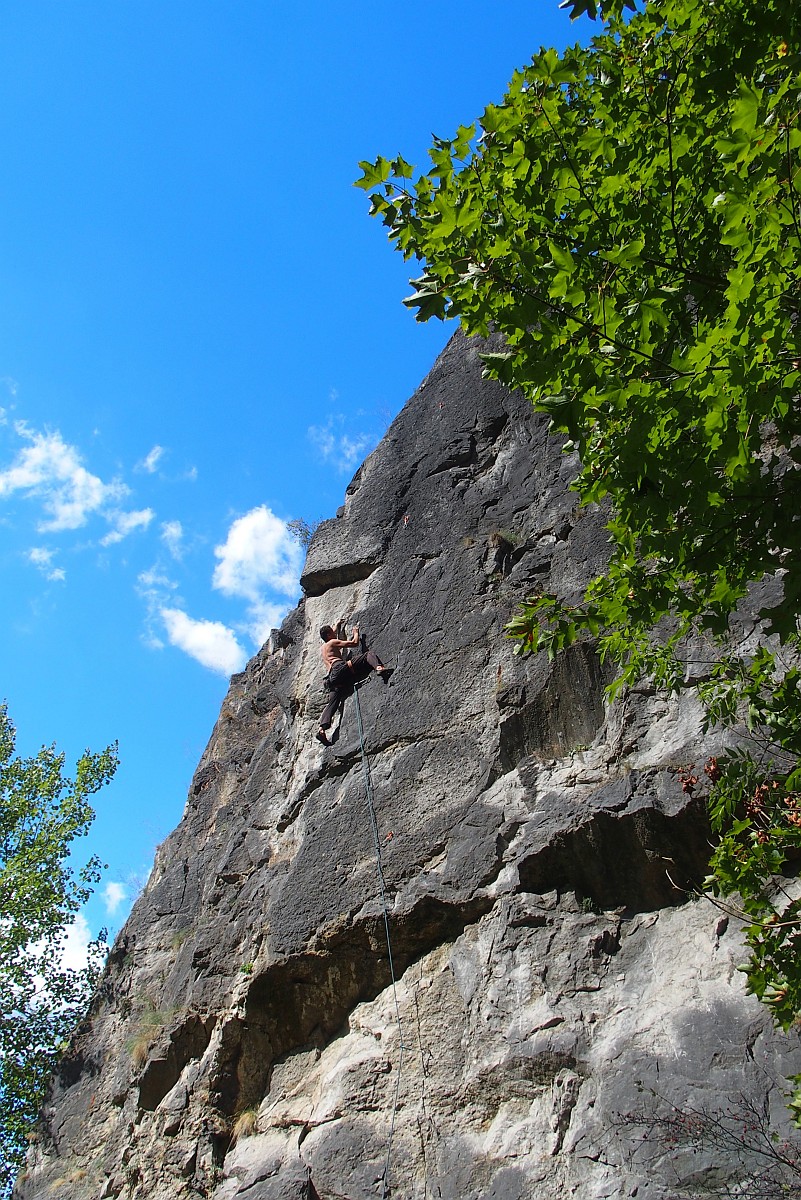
[325, 660, 353, 692]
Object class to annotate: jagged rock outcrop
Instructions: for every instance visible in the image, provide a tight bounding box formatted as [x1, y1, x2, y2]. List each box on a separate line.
[17, 333, 801, 1200]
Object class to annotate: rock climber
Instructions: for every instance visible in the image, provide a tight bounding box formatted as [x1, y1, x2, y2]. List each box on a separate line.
[316, 623, 393, 746]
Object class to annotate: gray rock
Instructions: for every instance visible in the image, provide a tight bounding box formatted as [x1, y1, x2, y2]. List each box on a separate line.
[14, 331, 801, 1200]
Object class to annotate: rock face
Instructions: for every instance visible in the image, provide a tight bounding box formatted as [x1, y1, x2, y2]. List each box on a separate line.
[17, 333, 801, 1200]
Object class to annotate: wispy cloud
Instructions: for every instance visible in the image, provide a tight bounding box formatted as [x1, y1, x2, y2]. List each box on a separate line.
[212, 506, 301, 646]
[160, 519, 183, 559]
[27, 546, 66, 582]
[308, 414, 376, 474]
[137, 565, 178, 595]
[137, 445, 165, 474]
[136, 566, 179, 650]
[0, 422, 127, 531]
[0, 377, 18, 404]
[102, 881, 128, 917]
[160, 607, 246, 676]
[101, 508, 155, 546]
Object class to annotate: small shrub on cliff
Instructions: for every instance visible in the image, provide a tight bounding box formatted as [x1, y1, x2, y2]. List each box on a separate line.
[230, 1108, 259, 1145]
[126, 1001, 177, 1069]
[612, 1087, 801, 1197]
[287, 518, 321, 552]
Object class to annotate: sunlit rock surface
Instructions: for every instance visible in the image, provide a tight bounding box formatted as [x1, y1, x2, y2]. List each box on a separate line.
[16, 333, 801, 1200]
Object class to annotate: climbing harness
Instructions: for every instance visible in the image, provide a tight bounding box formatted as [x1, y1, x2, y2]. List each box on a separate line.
[353, 682, 406, 1200]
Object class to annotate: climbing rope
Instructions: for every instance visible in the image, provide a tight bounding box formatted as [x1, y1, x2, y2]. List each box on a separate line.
[353, 682, 406, 1200]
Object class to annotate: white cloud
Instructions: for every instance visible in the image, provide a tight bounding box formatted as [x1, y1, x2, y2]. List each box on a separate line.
[59, 913, 95, 974]
[26, 914, 101, 1003]
[138, 445, 165, 474]
[102, 881, 128, 917]
[100, 507, 155, 546]
[213, 506, 302, 603]
[0, 423, 127, 531]
[308, 414, 376, 474]
[160, 519, 183, 559]
[161, 606, 247, 676]
[212, 507, 301, 649]
[246, 600, 292, 646]
[27, 546, 66, 582]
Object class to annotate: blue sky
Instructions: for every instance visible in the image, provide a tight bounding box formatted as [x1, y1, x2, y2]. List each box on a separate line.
[0, 1, 582, 955]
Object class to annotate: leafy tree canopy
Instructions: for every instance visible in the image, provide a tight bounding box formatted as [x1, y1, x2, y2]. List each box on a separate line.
[358, 0, 799, 672]
[357, 0, 801, 1099]
[0, 704, 117, 1195]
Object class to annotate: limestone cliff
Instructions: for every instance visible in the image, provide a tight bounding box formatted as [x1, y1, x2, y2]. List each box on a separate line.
[16, 333, 801, 1200]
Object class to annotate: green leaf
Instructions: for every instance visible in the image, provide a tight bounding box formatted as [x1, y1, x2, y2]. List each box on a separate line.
[549, 241, 576, 273]
[390, 155, 415, 179]
[730, 81, 761, 137]
[559, 0, 598, 19]
[481, 104, 505, 135]
[601, 239, 645, 266]
[354, 157, 392, 190]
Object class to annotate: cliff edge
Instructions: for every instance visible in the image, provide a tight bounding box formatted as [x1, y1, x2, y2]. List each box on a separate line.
[17, 332, 801, 1200]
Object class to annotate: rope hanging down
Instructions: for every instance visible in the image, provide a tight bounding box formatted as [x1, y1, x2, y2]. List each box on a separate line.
[353, 683, 406, 1200]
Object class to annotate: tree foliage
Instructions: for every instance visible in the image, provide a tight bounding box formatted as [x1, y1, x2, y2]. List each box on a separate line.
[614, 1084, 801, 1197]
[0, 704, 117, 1194]
[357, 0, 801, 1107]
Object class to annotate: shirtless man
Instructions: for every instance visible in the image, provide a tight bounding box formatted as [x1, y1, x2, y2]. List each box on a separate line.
[316, 623, 393, 745]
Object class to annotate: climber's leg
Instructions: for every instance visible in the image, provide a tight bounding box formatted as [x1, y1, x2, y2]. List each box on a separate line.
[348, 650, 392, 684]
[319, 691, 342, 732]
